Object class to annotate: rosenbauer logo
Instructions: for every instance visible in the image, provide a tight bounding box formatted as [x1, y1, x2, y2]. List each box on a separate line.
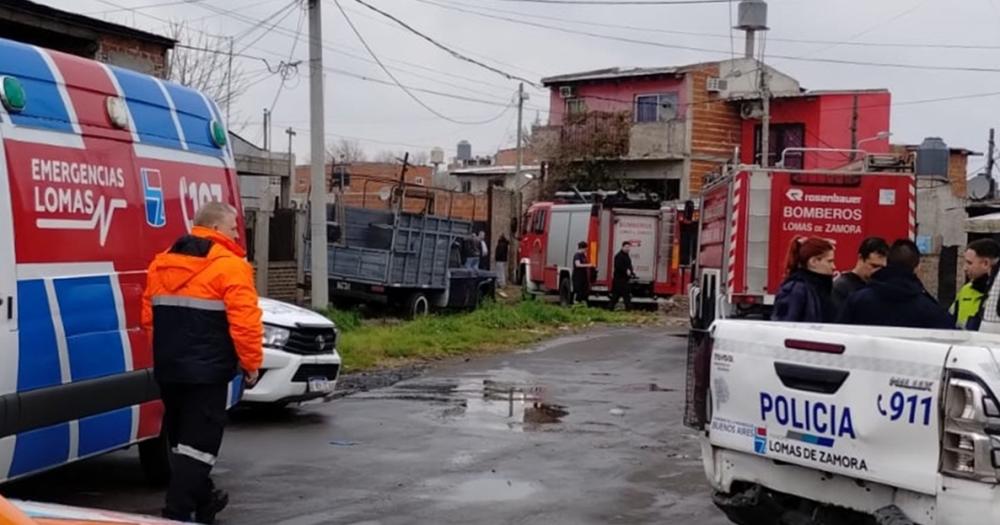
[30, 157, 128, 247]
[785, 188, 862, 205]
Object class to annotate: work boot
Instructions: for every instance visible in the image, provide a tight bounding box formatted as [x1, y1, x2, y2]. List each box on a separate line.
[195, 489, 229, 524]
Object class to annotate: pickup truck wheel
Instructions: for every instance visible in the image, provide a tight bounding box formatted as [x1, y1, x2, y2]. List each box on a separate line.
[139, 434, 171, 487]
[558, 277, 573, 306]
[405, 292, 431, 318]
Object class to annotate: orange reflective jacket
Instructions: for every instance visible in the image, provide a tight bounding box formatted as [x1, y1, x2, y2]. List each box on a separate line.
[142, 226, 263, 382]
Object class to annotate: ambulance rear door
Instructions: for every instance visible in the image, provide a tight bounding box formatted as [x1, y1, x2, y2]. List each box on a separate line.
[0, 121, 17, 407]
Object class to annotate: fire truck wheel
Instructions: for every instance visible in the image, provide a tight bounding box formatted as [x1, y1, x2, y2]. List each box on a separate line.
[405, 292, 431, 319]
[139, 434, 171, 486]
[558, 277, 572, 306]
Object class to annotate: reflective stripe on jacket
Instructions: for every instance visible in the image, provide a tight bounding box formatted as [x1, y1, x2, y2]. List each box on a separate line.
[142, 226, 263, 383]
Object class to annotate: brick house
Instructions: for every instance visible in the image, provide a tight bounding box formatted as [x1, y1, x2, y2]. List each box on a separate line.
[536, 58, 895, 199]
[0, 0, 174, 78]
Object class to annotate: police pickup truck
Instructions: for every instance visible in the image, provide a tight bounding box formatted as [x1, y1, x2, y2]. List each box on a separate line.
[686, 310, 1000, 524]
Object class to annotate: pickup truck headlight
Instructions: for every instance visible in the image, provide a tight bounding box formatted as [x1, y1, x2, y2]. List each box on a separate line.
[941, 374, 1000, 482]
[263, 325, 290, 348]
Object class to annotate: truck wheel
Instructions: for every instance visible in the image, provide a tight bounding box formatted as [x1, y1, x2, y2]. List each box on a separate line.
[139, 434, 171, 487]
[558, 277, 573, 306]
[405, 292, 431, 318]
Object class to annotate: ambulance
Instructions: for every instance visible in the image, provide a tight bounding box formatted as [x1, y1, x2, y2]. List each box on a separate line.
[0, 37, 340, 483]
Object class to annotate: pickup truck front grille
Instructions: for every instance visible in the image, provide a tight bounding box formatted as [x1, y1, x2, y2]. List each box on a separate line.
[283, 326, 337, 355]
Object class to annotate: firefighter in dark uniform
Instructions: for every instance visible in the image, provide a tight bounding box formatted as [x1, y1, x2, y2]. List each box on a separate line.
[572, 241, 592, 304]
[609, 241, 636, 310]
[142, 202, 263, 524]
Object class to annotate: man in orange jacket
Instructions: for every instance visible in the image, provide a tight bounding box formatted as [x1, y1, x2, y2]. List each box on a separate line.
[142, 201, 263, 524]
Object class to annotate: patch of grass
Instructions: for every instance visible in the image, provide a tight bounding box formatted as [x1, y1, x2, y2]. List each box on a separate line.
[326, 307, 362, 333]
[330, 300, 652, 372]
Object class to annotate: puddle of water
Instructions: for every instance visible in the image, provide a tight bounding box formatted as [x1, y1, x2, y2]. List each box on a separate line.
[443, 478, 539, 503]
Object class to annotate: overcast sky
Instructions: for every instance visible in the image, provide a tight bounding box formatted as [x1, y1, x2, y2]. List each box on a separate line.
[37, 0, 1000, 173]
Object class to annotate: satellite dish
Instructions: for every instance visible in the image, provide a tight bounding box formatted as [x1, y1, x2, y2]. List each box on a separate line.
[378, 186, 392, 201]
[968, 174, 994, 201]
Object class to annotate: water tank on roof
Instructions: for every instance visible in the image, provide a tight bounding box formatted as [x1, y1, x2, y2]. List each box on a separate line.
[736, 0, 768, 30]
[915, 137, 949, 178]
[431, 147, 445, 164]
[457, 140, 472, 161]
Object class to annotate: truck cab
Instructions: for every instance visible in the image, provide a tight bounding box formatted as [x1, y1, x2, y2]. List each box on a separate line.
[0, 37, 338, 484]
[687, 318, 1000, 525]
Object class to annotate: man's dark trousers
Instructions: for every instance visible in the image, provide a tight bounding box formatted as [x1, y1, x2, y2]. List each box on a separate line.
[160, 382, 228, 520]
[609, 278, 631, 310]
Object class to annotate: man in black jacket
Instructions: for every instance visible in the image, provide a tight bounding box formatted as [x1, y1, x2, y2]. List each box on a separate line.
[839, 239, 953, 329]
[832, 237, 888, 313]
[608, 241, 635, 310]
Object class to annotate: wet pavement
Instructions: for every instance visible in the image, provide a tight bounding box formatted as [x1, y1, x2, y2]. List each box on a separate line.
[4, 326, 729, 525]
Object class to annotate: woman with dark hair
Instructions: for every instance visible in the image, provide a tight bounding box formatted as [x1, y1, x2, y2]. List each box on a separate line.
[772, 237, 837, 323]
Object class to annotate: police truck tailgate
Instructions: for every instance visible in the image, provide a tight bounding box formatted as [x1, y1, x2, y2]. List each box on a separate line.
[708, 320, 949, 495]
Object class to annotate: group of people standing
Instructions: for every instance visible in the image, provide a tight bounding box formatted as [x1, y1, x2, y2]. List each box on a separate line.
[773, 234, 1000, 331]
[461, 231, 511, 287]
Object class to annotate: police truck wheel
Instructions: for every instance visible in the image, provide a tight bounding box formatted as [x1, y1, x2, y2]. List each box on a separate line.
[558, 277, 572, 306]
[139, 434, 171, 486]
[406, 292, 431, 318]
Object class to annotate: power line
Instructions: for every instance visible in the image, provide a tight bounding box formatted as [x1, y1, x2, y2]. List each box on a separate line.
[488, 0, 733, 4]
[417, 0, 1000, 74]
[790, 0, 928, 60]
[341, 4, 549, 84]
[185, 0, 537, 106]
[267, 5, 307, 113]
[232, 0, 301, 52]
[348, 0, 543, 87]
[334, 0, 515, 124]
[433, 0, 1000, 51]
[84, 0, 211, 15]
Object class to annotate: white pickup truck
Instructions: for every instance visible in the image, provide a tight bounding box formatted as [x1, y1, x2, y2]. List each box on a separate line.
[686, 316, 1000, 525]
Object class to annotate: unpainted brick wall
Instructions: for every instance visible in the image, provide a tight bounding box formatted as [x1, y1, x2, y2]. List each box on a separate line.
[687, 64, 742, 196]
[98, 34, 169, 78]
[266, 261, 299, 303]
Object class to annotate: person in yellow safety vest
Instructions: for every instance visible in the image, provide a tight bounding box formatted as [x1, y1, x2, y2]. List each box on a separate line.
[951, 238, 1000, 330]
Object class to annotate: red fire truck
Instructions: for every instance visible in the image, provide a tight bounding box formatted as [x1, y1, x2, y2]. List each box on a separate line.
[518, 192, 696, 307]
[689, 157, 915, 327]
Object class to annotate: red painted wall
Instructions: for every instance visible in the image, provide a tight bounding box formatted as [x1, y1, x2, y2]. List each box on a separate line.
[547, 75, 688, 126]
[740, 91, 891, 169]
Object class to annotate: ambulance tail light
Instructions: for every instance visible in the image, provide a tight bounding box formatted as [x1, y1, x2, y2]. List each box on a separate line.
[941, 373, 1000, 483]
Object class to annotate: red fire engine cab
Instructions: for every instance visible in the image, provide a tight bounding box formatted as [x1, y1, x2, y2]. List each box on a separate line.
[689, 154, 915, 328]
[519, 192, 697, 307]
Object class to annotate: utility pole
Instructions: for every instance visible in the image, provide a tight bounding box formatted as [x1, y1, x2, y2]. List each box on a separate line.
[263, 108, 271, 151]
[307, 0, 328, 309]
[759, 68, 770, 167]
[515, 83, 525, 180]
[285, 127, 295, 208]
[988, 128, 996, 181]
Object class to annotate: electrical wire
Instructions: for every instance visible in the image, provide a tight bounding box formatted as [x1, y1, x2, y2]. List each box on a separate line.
[185, 0, 536, 107]
[233, 1, 301, 53]
[488, 0, 734, 4]
[84, 0, 212, 15]
[789, 0, 928, 60]
[334, 0, 516, 124]
[428, 0, 1000, 51]
[414, 0, 1000, 74]
[348, 0, 543, 87]
[267, 5, 307, 113]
